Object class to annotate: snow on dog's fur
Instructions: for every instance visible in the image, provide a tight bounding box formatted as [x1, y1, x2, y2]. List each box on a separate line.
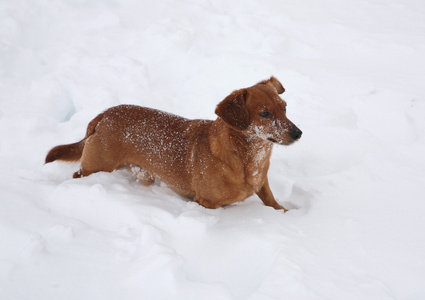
[46, 77, 302, 211]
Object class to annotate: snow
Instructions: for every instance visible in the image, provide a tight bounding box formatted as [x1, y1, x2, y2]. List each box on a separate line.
[1, 0, 425, 299]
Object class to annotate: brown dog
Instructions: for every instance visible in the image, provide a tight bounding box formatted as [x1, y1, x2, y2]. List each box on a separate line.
[46, 77, 302, 211]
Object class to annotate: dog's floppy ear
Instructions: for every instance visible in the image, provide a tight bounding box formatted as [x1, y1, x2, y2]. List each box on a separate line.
[258, 76, 285, 94]
[215, 89, 250, 130]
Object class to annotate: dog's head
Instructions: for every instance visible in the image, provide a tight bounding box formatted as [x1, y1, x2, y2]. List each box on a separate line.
[215, 76, 302, 145]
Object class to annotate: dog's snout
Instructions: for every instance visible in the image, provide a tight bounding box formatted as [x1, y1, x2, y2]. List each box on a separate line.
[290, 127, 302, 141]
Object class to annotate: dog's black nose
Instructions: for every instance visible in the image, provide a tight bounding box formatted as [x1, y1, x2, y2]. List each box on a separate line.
[290, 128, 302, 140]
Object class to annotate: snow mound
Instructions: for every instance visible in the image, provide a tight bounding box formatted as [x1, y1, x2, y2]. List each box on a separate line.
[1, 0, 425, 299]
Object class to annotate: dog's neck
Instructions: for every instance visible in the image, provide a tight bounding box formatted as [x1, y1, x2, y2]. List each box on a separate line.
[210, 118, 273, 182]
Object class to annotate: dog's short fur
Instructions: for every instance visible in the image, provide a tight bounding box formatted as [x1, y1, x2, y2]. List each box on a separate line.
[46, 77, 302, 211]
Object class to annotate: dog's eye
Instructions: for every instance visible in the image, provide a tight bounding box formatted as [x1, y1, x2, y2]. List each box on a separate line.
[284, 107, 287, 112]
[259, 112, 271, 118]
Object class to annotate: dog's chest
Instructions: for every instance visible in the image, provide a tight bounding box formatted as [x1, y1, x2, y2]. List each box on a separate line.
[245, 144, 272, 190]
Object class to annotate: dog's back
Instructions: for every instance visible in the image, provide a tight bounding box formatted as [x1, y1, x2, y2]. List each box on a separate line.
[81, 105, 212, 194]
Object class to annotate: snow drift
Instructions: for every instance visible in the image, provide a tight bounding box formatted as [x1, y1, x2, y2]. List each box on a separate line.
[1, 0, 425, 299]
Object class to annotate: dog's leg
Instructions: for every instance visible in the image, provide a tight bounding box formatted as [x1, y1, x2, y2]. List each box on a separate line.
[127, 164, 155, 186]
[256, 179, 287, 212]
[195, 196, 220, 209]
[73, 170, 83, 178]
[71, 134, 120, 179]
[72, 167, 104, 178]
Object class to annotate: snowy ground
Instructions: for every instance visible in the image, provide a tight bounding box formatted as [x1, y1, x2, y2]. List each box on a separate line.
[1, 0, 425, 299]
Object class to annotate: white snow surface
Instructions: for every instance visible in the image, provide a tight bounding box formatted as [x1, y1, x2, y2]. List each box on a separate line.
[1, 0, 425, 299]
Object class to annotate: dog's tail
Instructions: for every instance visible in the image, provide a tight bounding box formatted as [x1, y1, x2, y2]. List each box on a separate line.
[45, 112, 105, 164]
[45, 141, 84, 163]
